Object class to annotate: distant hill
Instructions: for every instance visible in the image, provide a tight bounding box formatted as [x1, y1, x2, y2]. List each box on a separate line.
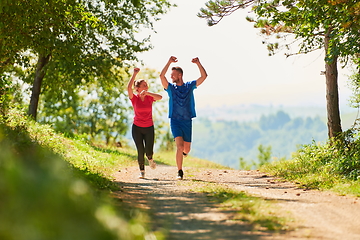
[196, 103, 356, 123]
[190, 104, 358, 169]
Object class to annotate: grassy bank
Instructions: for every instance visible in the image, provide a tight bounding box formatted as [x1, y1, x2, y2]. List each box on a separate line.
[260, 138, 360, 197]
[0, 109, 152, 240]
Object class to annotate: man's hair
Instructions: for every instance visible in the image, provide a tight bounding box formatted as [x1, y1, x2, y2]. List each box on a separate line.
[172, 67, 183, 75]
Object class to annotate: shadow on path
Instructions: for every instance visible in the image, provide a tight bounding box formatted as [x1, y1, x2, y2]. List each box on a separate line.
[113, 166, 294, 240]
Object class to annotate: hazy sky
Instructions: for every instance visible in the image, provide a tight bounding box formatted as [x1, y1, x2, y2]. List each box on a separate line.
[137, 0, 354, 110]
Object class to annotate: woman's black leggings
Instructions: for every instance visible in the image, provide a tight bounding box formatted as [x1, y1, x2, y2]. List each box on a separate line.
[132, 124, 154, 171]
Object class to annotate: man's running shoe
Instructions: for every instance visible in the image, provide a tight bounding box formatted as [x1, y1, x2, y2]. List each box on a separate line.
[148, 159, 156, 169]
[182, 152, 188, 158]
[139, 171, 145, 179]
[177, 169, 184, 180]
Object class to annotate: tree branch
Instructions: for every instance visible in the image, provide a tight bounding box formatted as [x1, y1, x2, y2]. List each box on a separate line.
[198, 0, 256, 26]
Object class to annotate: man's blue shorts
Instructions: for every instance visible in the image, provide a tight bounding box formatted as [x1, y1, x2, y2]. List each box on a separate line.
[170, 119, 192, 142]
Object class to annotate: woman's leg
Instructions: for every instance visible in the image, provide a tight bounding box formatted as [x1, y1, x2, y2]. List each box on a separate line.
[132, 124, 145, 171]
[144, 125, 155, 160]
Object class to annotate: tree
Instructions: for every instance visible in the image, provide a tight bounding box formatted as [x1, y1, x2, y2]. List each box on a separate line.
[198, 0, 360, 139]
[259, 110, 291, 130]
[39, 80, 132, 145]
[38, 67, 166, 146]
[0, 0, 172, 120]
[239, 144, 272, 170]
[257, 144, 272, 166]
[347, 58, 360, 109]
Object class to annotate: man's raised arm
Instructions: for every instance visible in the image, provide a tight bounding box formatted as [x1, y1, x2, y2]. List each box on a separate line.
[192, 57, 208, 87]
[160, 56, 177, 89]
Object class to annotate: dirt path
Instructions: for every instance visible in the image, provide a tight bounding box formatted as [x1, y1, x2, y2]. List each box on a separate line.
[113, 165, 360, 240]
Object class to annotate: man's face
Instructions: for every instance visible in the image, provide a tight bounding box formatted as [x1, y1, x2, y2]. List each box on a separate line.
[171, 70, 181, 83]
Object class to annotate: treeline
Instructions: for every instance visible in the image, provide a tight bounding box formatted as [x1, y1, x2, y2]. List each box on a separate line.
[191, 110, 328, 169]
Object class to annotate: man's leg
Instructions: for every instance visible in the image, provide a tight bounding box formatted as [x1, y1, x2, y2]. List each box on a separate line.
[171, 119, 192, 179]
[183, 119, 192, 156]
[183, 141, 191, 156]
[174, 136, 184, 170]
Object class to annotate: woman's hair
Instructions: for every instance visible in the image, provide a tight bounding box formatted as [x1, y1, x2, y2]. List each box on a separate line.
[134, 79, 146, 91]
[134, 79, 146, 89]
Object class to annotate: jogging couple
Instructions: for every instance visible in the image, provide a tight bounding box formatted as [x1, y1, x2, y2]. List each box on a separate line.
[127, 56, 207, 179]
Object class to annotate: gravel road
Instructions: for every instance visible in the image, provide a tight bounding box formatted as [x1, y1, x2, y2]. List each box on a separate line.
[113, 165, 360, 240]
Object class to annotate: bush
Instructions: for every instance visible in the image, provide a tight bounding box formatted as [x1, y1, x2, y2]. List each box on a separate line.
[332, 127, 360, 180]
[261, 127, 360, 192]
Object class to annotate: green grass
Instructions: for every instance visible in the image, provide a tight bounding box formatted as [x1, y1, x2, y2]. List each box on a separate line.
[5, 108, 142, 190]
[154, 151, 231, 169]
[261, 158, 360, 197]
[0, 109, 152, 240]
[191, 182, 291, 232]
[260, 140, 360, 197]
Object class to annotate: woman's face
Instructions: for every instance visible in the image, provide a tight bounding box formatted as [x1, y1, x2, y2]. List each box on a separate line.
[136, 80, 148, 92]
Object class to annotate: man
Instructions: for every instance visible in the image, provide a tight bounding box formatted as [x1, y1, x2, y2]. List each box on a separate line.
[160, 56, 208, 180]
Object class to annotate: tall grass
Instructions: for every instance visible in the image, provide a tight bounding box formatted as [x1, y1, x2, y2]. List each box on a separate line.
[5, 108, 140, 189]
[261, 129, 360, 197]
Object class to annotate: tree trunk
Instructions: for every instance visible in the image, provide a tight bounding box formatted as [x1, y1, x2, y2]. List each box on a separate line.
[28, 54, 51, 120]
[324, 29, 342, 139]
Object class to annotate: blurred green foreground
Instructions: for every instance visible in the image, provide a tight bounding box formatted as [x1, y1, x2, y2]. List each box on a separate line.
[0, 110, 152, 240]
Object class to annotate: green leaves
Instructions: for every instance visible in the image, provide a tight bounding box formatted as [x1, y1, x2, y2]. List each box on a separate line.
[1, 0, 173, 121]
[198, 0, 251, 26]
[199, 0, 360, 62]
[1, 0, 173, 76]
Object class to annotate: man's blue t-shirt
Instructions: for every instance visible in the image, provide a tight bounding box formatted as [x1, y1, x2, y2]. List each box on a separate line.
[165, 80, 197, 120]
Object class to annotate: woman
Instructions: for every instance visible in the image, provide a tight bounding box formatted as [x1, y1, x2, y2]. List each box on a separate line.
[127, 68, 162, 179]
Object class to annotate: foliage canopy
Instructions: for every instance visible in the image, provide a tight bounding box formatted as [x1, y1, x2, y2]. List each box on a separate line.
[0, 0, 172, 119]
[198, 0, 360, 138]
